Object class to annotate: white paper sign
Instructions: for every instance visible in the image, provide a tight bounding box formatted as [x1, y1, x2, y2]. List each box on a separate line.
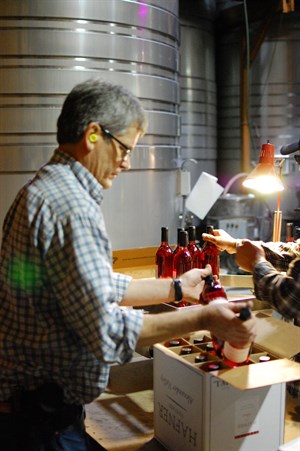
[185, 172, 224, 219]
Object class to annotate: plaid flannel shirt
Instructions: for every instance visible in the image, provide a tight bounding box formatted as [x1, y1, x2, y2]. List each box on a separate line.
[0, 149, 143, 404]
[253, 240, 300, 397]
[254, 241, 300, 323]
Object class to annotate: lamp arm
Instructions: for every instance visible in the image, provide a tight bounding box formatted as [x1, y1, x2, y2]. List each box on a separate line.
[223, 172, 248, 195]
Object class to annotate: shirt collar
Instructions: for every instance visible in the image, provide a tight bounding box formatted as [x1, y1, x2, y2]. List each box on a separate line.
[50, 149, 104, 205]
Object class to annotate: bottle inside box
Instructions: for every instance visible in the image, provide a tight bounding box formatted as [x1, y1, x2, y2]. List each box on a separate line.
[164, 337, 190, 348]
[162, 337, 277, 369]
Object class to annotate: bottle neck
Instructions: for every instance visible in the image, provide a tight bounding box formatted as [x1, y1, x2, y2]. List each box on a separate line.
[179, 230, 189, 248]
[161, 227, 169, 243]
[177, 228, 184, 245]
[188, 226, 196, 243]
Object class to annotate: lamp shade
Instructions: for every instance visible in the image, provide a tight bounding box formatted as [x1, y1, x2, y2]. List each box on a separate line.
[242, 141, 284, 194]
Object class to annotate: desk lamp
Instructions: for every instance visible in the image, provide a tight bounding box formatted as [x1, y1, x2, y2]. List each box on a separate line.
[242, 141, 284, 241]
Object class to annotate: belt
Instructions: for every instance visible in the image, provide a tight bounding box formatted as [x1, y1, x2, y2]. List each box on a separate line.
[0, 401, 13, 414]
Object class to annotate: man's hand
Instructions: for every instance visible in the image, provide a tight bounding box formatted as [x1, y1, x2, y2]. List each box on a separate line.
[202, 229, 237, 254]
[236, 239, 266, 273]
[203, 301, 257, 347]
[181, 265, 212, 303]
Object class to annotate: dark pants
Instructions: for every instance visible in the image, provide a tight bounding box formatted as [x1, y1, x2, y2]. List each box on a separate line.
[0, 384, 106, 451]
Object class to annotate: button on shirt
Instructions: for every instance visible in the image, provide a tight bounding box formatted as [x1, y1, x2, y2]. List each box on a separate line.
[0, 149, 144, 404]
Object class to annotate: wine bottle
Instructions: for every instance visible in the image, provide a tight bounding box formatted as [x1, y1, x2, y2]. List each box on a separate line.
[155, 227, 173, 278]
[222, 307, 252, 367]
[170, 231, 192, 307]
[201, 361, 221, 372]
[173, 230, 192, 278]
[188, 226, 203, 269]
[286, 222, 294, 242]
[202, 225, 220, 276]
[173, 227, 185, 258]
[199, 274, 227, 305]
[199, 274, 228, 357]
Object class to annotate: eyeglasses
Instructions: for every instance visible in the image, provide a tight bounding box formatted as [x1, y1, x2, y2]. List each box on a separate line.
[99, 124, 132, 159]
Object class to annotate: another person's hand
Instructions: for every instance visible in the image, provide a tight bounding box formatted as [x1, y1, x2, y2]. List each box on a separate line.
[236, 239, 266, 273]
[202, 301, 257, 347]
[181, 265, 212, 303]
[202, 229, 237, 254]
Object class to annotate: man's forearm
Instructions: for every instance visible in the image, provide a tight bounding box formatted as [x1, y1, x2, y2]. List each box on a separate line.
[137, 301, 257, 348]
[253, 259, 300, 323]
[136, 305, 205, 347]
[120, 277, 174, 306]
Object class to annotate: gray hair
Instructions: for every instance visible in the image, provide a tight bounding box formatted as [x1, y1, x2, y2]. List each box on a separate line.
[57, 78, 147, 144]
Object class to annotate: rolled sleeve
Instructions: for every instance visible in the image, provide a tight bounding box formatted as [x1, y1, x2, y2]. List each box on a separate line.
[253, 259, 300, 323]
[113, 272, 132, 302]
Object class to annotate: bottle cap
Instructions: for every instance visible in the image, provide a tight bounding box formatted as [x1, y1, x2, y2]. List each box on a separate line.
[206, 343, 214, 352]
[180, 346, 193, 355]
[239, 307, 251, 321]
[195, 354, 207, 363]
[161, 226, 169, 242]
[259, 355, 271, 362]
[207, 363, 220, 371]
[206, 224, 214, 234]
[179, 230, 189, 247]
[294, 226, 300, 240]
[168, 340, 180, 347]
[193, 337, 204, 344]
[188, 226, 196, 241]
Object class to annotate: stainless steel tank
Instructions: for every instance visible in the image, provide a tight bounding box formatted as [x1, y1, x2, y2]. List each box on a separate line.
[0, 0, 180, 248]
[179, 0, 217, 187]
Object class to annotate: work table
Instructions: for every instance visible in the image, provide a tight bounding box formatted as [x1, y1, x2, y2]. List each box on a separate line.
[85, 384, 300, 450]
[84, 252, 299, 450]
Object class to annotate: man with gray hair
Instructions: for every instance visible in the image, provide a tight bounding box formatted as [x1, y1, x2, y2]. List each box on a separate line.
[0, 79, 256, 450]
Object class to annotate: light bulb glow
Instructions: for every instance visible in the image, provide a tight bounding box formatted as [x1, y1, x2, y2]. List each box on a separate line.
[243, 176, 284, 194]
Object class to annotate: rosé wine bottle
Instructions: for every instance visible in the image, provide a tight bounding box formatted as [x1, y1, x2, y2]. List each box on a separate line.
[202, 225, 219, 276]
[171, 230, 192, 307]
[155, 227, 173, 278]
[222, 307, 252, 367]
[188, 226, 203, 269]
[173, 230, 192, 278]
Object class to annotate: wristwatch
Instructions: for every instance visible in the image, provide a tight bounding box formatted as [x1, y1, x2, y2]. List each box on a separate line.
[173, 278, 183, 302]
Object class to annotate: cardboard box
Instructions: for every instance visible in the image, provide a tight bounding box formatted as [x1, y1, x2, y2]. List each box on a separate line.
[153, 314, 300, 451]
